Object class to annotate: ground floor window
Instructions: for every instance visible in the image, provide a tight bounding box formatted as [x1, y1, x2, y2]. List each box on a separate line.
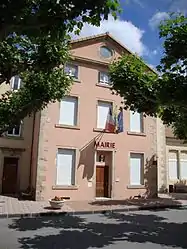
[56, 148, 76, 186]
[130, 153, 144, 185]
[168, 150, 187, 180]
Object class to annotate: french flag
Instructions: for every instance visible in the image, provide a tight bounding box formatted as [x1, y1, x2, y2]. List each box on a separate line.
[117, 107, 124, 133]
[105, 107, 116, 133]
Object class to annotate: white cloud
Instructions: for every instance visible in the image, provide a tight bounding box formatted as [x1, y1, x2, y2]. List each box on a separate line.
[149, 12, 170, 30]
[148, 64, 156, 70]
[152, 49, 158, 55]
[169, 0, 187, 14]
[71, 15, 148, 56]
[131, 0, 145, 8]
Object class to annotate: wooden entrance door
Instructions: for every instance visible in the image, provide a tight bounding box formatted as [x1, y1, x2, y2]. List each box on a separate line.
[2, 157, 18, 195]
[96, 166, 109, 197]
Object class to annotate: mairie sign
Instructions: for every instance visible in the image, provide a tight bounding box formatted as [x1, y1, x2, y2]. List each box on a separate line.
[94, 141, 115, 149]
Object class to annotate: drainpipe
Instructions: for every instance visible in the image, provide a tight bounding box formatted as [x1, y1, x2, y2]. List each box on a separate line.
[29, 112, 36, 189]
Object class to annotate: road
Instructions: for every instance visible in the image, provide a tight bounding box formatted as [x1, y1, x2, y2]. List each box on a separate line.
[0, 209, 187, 249]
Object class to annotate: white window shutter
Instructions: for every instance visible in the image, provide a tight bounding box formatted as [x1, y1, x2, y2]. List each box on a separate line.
[168, 151, 178, 180]
[180, 151, 187, 179]
[130, 154, 143, 185]
[56, 149, 75, 186]
[97, 101, 111, 129]
[59, 96, 78, 125]
[130, 111, 143, 132]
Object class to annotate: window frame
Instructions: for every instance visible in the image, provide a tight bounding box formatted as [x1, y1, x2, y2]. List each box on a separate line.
[168, 150, 179, 181]
[129, 153, 144, 186]
[55, 148, 76, 187]
[11, 76, 21, 91]
[168, 150, 187, 181]
[100, 46, 113, 59]
[129, 111, 144, 133]
[180, 151, 187, 180]
[98, 71, 111, 86]
[96, 100, 113, 130]
[59, 95, 79, 127]
[64, 63, 79, 80]
[7, 124, 22, 137]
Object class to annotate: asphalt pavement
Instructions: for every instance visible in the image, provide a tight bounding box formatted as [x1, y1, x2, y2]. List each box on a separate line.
[0, 208, 187, 249]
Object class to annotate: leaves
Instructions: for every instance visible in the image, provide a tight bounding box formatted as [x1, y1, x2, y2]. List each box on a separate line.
[110, 54, 159, 115]
[0, 0, 120, 134]
[110, 14, 187, 140]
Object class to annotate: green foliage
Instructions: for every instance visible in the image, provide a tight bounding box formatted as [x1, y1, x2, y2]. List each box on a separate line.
[0, 0, 120, 134]
[110, 14, 187, 140]
[110, 54, 159, 115]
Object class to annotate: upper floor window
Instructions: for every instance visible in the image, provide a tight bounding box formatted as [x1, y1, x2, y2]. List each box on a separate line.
[59, 96, 78, 126]
[97, 101, 112, 129]
[98, 72, 111, 86]
[11, 75, 21, 90]
[100, 46, 113, 59]
[7, 124, 21, 137]
[130, 111, 143, 133]
[64, 64, 78, 79]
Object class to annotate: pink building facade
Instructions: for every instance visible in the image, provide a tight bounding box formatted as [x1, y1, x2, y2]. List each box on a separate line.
[34, 33, 158, 201]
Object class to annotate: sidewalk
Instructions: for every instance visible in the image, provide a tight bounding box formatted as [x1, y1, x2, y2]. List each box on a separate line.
[0, 195, 187, 218]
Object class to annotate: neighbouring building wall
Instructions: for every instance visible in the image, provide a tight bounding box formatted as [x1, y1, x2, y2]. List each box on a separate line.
[157, 124, 187, 193]
[0, 116, 35, 193]
[165, 127, 187, 192]
[0, 80, 35, 194]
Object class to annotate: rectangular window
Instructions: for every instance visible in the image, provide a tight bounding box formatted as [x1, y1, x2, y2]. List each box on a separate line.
[56, 148, 76, 186]
[7, 124, 21, 137]
[97, 101, 112, 129]
[59, 96, 78, 126]
[99, 72, 111, 85]
[130, 153, 144, 185]
[168, 151, 178, 180]
[180, 151, 187, 179]
[11, 76, 21, 90]
[64, 64, 78, 79]
[130, 111, 143, 133]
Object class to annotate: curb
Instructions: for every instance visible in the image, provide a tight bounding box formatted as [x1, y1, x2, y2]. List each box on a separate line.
[0, 204, 186, 219]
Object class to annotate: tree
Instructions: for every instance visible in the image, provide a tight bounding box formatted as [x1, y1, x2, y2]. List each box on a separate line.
[110, 14, 187, 140]
[0, 0, 120, 134]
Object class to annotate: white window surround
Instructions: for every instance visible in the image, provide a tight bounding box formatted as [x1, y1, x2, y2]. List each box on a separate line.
[65, 64, 78, 79]
[59, 96, 78, 126]
[180, 152, 187, 179]
[130, 153, 144, 186]
[99, 72, 111, 85]
[168, 151, 178, 180]
[168, 150, 187, 180]
[97, 101, 112, 129]
[7, 124, 21, 137]
[130, 111, 143, 133]
[11, 76, 21, 90]
[56, 148, 76, 186]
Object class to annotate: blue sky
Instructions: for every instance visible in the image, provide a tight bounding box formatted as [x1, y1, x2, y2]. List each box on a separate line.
[73, 0, 187, 69]
[120, 0, 187, 67]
